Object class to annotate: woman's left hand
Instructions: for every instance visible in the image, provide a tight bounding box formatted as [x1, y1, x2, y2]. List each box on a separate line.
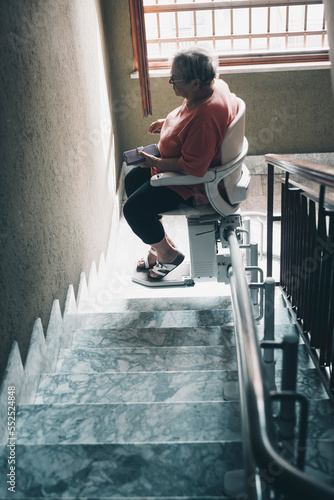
[138, 151, 160, 168]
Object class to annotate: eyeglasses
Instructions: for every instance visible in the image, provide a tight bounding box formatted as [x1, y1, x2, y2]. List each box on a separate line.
[169, 74, 185, 84]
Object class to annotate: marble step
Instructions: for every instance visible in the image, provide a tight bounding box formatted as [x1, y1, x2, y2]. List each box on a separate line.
[0, 441, 243, 499]
[304, 439, 334, 487]
[256, 322, 300, 341]
[93, 289, 288, 314]
[270, 398, 334, 444]
[55, 342, 314, 375]
[301, 399, 334, 441]
[256, 306, 294, 327]
[16, 401, 242, 445]
[71, 320, 298, 350]
[16, 397, 334, 446]
[73, 309, 234, 330]
[35, 370, 239, 405]
[55, 346, 238, 374]
[73, 305, 294, 331]
[96, 295, 232, 313]
[71, 325, 235, 349]
[35, 366, 328, 406]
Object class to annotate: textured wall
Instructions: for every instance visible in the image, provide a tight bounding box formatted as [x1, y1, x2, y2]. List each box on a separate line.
[101, 0, 334, 172]
[324, 0, 334, 97]
[0, 0, 115, 378]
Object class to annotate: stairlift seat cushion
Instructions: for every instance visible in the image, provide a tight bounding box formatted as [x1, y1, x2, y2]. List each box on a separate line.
[150, 170, 216, 187]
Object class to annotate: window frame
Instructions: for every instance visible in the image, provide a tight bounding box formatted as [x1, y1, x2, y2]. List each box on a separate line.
[130, 0, 329, 115]
[144, 0, 328, 69]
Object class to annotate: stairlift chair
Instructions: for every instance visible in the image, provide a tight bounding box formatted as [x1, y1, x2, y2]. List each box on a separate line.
[132, 97, 251, 287]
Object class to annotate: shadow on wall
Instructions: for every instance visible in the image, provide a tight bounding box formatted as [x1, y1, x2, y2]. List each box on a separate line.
[0, 0, 116, 380]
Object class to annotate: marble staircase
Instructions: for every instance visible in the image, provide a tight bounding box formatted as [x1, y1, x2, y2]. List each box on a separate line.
[1, 287, 334, 499]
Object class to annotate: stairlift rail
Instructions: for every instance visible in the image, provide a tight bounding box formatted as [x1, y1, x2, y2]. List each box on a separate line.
[225, 226, 334, 500]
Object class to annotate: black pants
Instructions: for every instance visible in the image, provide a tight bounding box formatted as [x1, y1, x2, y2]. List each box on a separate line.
[123, 166, 195, 245]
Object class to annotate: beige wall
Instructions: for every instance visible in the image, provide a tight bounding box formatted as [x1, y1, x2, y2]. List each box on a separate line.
[324, 0, 334, 97]
[0, 0, 115, 378]
[101, 0, 334, 181]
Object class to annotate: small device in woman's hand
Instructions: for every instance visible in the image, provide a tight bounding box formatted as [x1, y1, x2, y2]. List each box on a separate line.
[123, 144, 160, 165]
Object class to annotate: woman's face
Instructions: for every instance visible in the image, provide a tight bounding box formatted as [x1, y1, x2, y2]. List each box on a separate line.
[169, 62, 193, 99]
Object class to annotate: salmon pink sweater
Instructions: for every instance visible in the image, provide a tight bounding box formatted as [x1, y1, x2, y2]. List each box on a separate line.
[151, 78, 238, 205]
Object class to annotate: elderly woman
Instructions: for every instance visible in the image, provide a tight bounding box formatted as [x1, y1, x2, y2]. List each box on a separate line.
[123, 45, 238, 280]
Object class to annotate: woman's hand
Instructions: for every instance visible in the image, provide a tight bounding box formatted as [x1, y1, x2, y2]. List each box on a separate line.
[147, 119, 165, 134]
[139, 152, 184, 173]
[138, 151, 160, 168]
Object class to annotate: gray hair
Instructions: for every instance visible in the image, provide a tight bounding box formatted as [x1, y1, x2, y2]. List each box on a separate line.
[171, 46, 218, 86]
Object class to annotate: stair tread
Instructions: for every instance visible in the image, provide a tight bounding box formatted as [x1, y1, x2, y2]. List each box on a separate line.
[306, 399, 334, 440]
[304, 439, 334, 486]
[55, 346, 238, 374]
[71, 322, 303, 350]
[35, 370, 238, 404]
[92, 295, 232, 313]
[0, 442, 243, 499]
[71, 326, 235, 348]
[16, 401, 242, 445]
[17, 397, 334, 445]
[73, 309, 234, 330]
[256, 322, 299, 340]
[1, 440, 332, 497]
[35, 365, 329, 405]
[257, 307, 294, 326]
[55, 343, 314, 375]
[73, 306, 294, 331]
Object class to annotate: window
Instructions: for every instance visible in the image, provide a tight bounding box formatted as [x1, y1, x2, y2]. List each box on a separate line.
[129, 1, 329, 115]
[143, 0, 328, 68]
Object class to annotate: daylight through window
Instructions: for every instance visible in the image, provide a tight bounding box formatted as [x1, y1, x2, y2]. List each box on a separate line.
[142, 0, 329, 68]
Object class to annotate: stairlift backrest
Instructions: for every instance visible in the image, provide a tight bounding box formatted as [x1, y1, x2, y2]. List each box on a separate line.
[220, 97, 246, 165]
[150, 97, 249, 216]
[204, 98, 249, 215]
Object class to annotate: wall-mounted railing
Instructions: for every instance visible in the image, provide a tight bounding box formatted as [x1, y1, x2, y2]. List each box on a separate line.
[225, 226, 334, 500]
[266, 154, 334, 395]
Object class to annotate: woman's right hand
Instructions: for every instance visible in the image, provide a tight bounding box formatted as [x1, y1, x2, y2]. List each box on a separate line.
[147, 119, 165, 134]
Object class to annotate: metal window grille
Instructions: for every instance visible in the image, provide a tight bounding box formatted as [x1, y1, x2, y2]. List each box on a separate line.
[143, 0, 329, 68]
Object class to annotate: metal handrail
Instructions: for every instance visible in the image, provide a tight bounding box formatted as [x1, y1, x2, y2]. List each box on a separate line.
[265, 153, 334, 277]
[225, 226, 334, 500]
[265, 154, 334, 189]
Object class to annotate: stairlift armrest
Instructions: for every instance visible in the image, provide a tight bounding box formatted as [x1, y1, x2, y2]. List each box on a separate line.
[150, 170, 215, 187]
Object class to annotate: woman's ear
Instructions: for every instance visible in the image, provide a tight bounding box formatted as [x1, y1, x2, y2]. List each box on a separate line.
[192, 79, 201, 91]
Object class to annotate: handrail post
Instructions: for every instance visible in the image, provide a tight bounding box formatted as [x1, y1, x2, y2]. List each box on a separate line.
[250, 242, 258, 307]
[279, 333, 299, 441]
[263, 277, 276, 390]
[243, 216, 251, 266]
[267, 162, 274, 278]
